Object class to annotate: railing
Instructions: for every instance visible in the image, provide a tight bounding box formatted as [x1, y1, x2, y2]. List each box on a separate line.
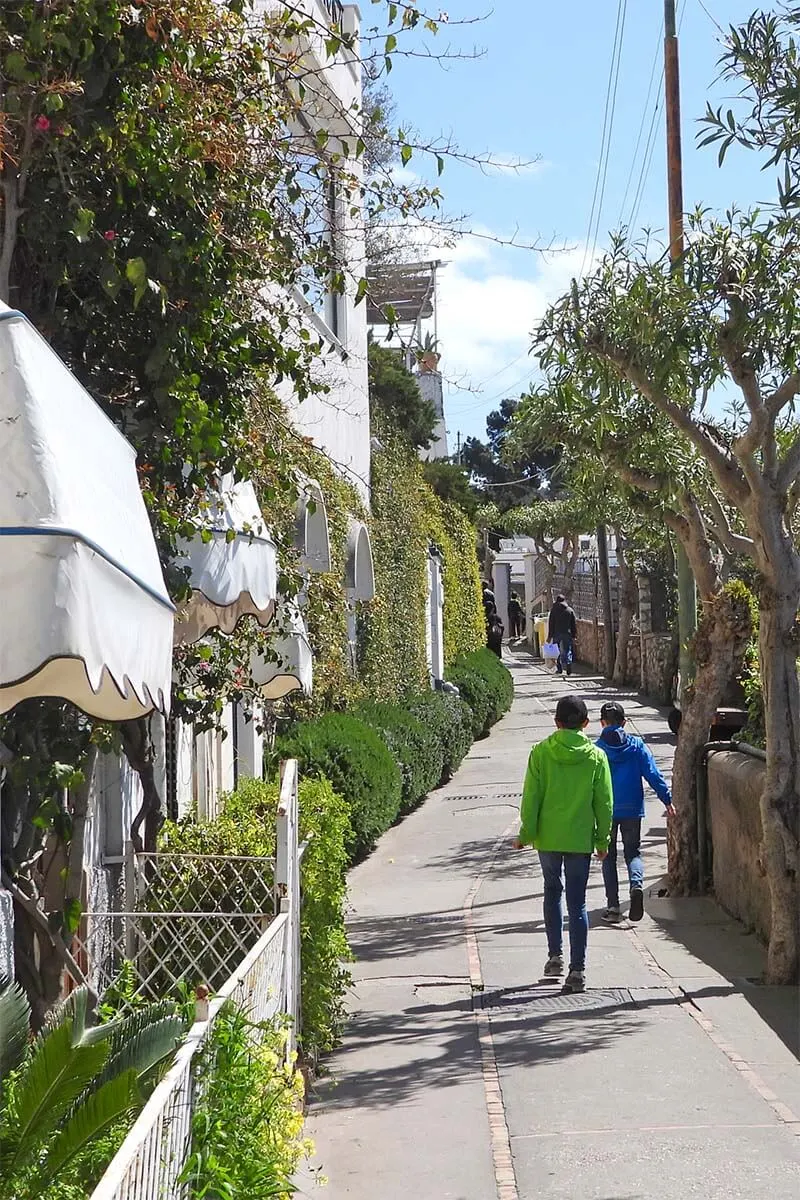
[79, 847, 276, 1004]
[320, 0, 344, 28]
[90, 761, 302, 1200]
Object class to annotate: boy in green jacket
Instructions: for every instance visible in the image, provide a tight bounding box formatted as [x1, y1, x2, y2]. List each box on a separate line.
[515, 695, 613, 993]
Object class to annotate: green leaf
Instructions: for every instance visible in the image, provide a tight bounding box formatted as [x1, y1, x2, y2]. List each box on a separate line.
[38, 1071, 141, 1186]
[6, 1020, 109, 1177]
[355, 277, 369, 305]
[385, 34, 397, 54]
[125, 257, 148, 308]
[0, 979, 31, 1101]
[72, 208, 95, 243]
[63, 898, 82, 936]
[400, 144, 412, 167]
[436, 155, 445, 177]
[4, 52, 29, 82]
[99, 262, 123, 299]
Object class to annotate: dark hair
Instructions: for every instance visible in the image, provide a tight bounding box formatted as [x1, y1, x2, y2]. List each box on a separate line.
[555, 695, 588, 730]
[555, 594, 565, 603]
[600, 701, 626, 725]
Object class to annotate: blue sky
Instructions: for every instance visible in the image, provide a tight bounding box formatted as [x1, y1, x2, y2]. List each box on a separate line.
[380, 0, 773, 447]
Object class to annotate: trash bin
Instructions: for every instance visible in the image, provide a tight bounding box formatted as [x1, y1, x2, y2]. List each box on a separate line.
[534, 617, 548, 657]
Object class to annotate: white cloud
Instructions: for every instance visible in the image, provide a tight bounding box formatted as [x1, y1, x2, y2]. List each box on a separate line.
[437, 241, 598, 437]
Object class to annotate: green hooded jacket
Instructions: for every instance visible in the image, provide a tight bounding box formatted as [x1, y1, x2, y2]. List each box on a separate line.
[519, 729, 613, 854]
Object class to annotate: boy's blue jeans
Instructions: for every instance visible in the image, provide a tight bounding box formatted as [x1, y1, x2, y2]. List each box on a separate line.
[602, 818, 644, 908]
[538, 851, 592, 971]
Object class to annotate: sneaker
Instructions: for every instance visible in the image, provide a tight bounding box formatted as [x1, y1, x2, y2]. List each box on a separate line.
[601, 906, 623, 924]
[562, 969, 585, 994]
[566, 665, 572, 676]
[629, 887, 645, 923]
[543, 954, 564, 977]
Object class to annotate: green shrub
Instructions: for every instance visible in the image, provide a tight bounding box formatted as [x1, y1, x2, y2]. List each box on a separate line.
[405, 691, 473, 782]
[446, 648, 514, 738]
[180, 1005, 307, 1199]
[354, 700, 444, 812]
[277, 713, 402, 861]
[159, 775, 351, 1060]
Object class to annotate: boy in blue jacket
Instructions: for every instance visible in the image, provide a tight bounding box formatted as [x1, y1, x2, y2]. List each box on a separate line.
[596, 702, 674, 923]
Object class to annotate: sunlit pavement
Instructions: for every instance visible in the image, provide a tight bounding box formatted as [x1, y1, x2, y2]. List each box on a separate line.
[297, 648, 800, 1200]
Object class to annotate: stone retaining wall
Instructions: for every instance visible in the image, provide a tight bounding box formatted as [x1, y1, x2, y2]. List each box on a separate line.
[707, 751, 770, 944]
[574, 619, 675, 704]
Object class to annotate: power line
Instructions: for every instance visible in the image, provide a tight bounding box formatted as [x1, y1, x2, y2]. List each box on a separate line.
[696, 0, 724, 36]
[580, 0, 628, 279]
[587, 0, 629, 270]
[617, 19, 664, 230]
[626, 0, 688, 237]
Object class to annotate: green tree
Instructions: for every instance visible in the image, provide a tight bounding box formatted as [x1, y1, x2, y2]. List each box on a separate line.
[461, 398, 561, 510]
[538, 212, 800, 983]
[422, 460, 479, 519]
[369, 341, 436, 448]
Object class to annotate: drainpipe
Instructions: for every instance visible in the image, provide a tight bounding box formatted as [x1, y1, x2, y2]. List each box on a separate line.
[696, 738, 767, 894]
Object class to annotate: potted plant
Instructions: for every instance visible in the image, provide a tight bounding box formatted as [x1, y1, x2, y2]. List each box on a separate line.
[415, 332, 440, 373]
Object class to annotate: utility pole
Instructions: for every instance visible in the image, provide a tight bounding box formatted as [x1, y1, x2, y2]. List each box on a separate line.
[596, 525, 616, 676]
[456, 430, 462, 465]
[664, 0, 697, 707]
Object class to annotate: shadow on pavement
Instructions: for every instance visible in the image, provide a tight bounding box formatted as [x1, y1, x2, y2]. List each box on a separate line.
[645, 899, 799, 1060]
[309, 993, 644, 1113]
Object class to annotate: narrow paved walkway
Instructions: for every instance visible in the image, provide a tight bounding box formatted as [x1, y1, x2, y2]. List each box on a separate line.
[299, 650, 800, 1199]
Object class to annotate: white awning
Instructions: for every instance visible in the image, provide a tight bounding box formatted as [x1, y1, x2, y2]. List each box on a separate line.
[174, 475, 278, 645]
[0, 306, 174, 720]
[345, 518, 375, 601]
[250, 605, 313, 700]
[295, 477, 331, 573]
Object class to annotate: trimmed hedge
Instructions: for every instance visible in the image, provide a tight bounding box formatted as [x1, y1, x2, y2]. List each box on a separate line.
[405, 691, 473, 783]
[354, 700, 444, 813]
[277, 713, 402, 862]
[446, 648, 514, 738]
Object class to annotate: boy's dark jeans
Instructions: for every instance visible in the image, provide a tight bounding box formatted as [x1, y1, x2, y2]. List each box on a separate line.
[538, 851, 592, 971]
[602, 818, 644, 908]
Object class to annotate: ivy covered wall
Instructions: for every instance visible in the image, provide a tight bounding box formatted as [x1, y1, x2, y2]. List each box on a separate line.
[360, 431, 484, 701]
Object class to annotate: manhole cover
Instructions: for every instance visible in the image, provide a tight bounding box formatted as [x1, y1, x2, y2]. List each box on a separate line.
[479, 987, 634, 1014]
[448, 793, 522, 802]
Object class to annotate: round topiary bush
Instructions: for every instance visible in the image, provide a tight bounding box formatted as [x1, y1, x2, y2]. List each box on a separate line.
[446, 648, 514, 738]
[405, 691, 473, 783]
[277, 713, 402, 862]
[354, 700, 444, 812]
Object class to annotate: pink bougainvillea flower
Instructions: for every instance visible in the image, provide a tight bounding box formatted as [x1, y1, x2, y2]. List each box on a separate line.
[34, 115, 51, 132]
[104, 230, 117, 242]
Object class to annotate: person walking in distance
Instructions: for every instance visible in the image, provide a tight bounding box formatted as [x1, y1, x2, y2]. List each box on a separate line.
[548, 593, 577, 676]
[596, 702, 675, 924]
[515, 694, 613, 994]
[508, 591, 524, 639]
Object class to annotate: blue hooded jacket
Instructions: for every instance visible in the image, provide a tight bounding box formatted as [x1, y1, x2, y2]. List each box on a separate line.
[596, 726, 671, 820]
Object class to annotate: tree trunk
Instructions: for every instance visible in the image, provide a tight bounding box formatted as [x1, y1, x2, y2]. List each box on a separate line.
[668, 586, 753, 894]
[758, 591, 800, 984]
[121, 717, 164, 853]
[612, 528, 637, 685]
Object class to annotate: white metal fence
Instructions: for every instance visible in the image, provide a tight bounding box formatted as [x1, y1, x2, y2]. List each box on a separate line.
[89, 760, 302, 1200]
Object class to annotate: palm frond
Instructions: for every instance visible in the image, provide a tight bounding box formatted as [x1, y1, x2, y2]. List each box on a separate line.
[0, 980, 31, 1099]
[42, 987, 91, 1045]
[99, 1016, 183, 1094]
[37, 1070, 140, 1187]
[104, 1000, 180, 1058]
[6, 1019, 109, 1175]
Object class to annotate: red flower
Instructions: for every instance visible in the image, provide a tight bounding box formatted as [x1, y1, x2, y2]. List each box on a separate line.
[104, 230, 117, 242]
[34, 115, 50, 133]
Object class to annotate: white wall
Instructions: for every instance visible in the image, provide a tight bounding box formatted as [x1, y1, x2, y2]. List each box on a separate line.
[259, 2, 371, 503]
